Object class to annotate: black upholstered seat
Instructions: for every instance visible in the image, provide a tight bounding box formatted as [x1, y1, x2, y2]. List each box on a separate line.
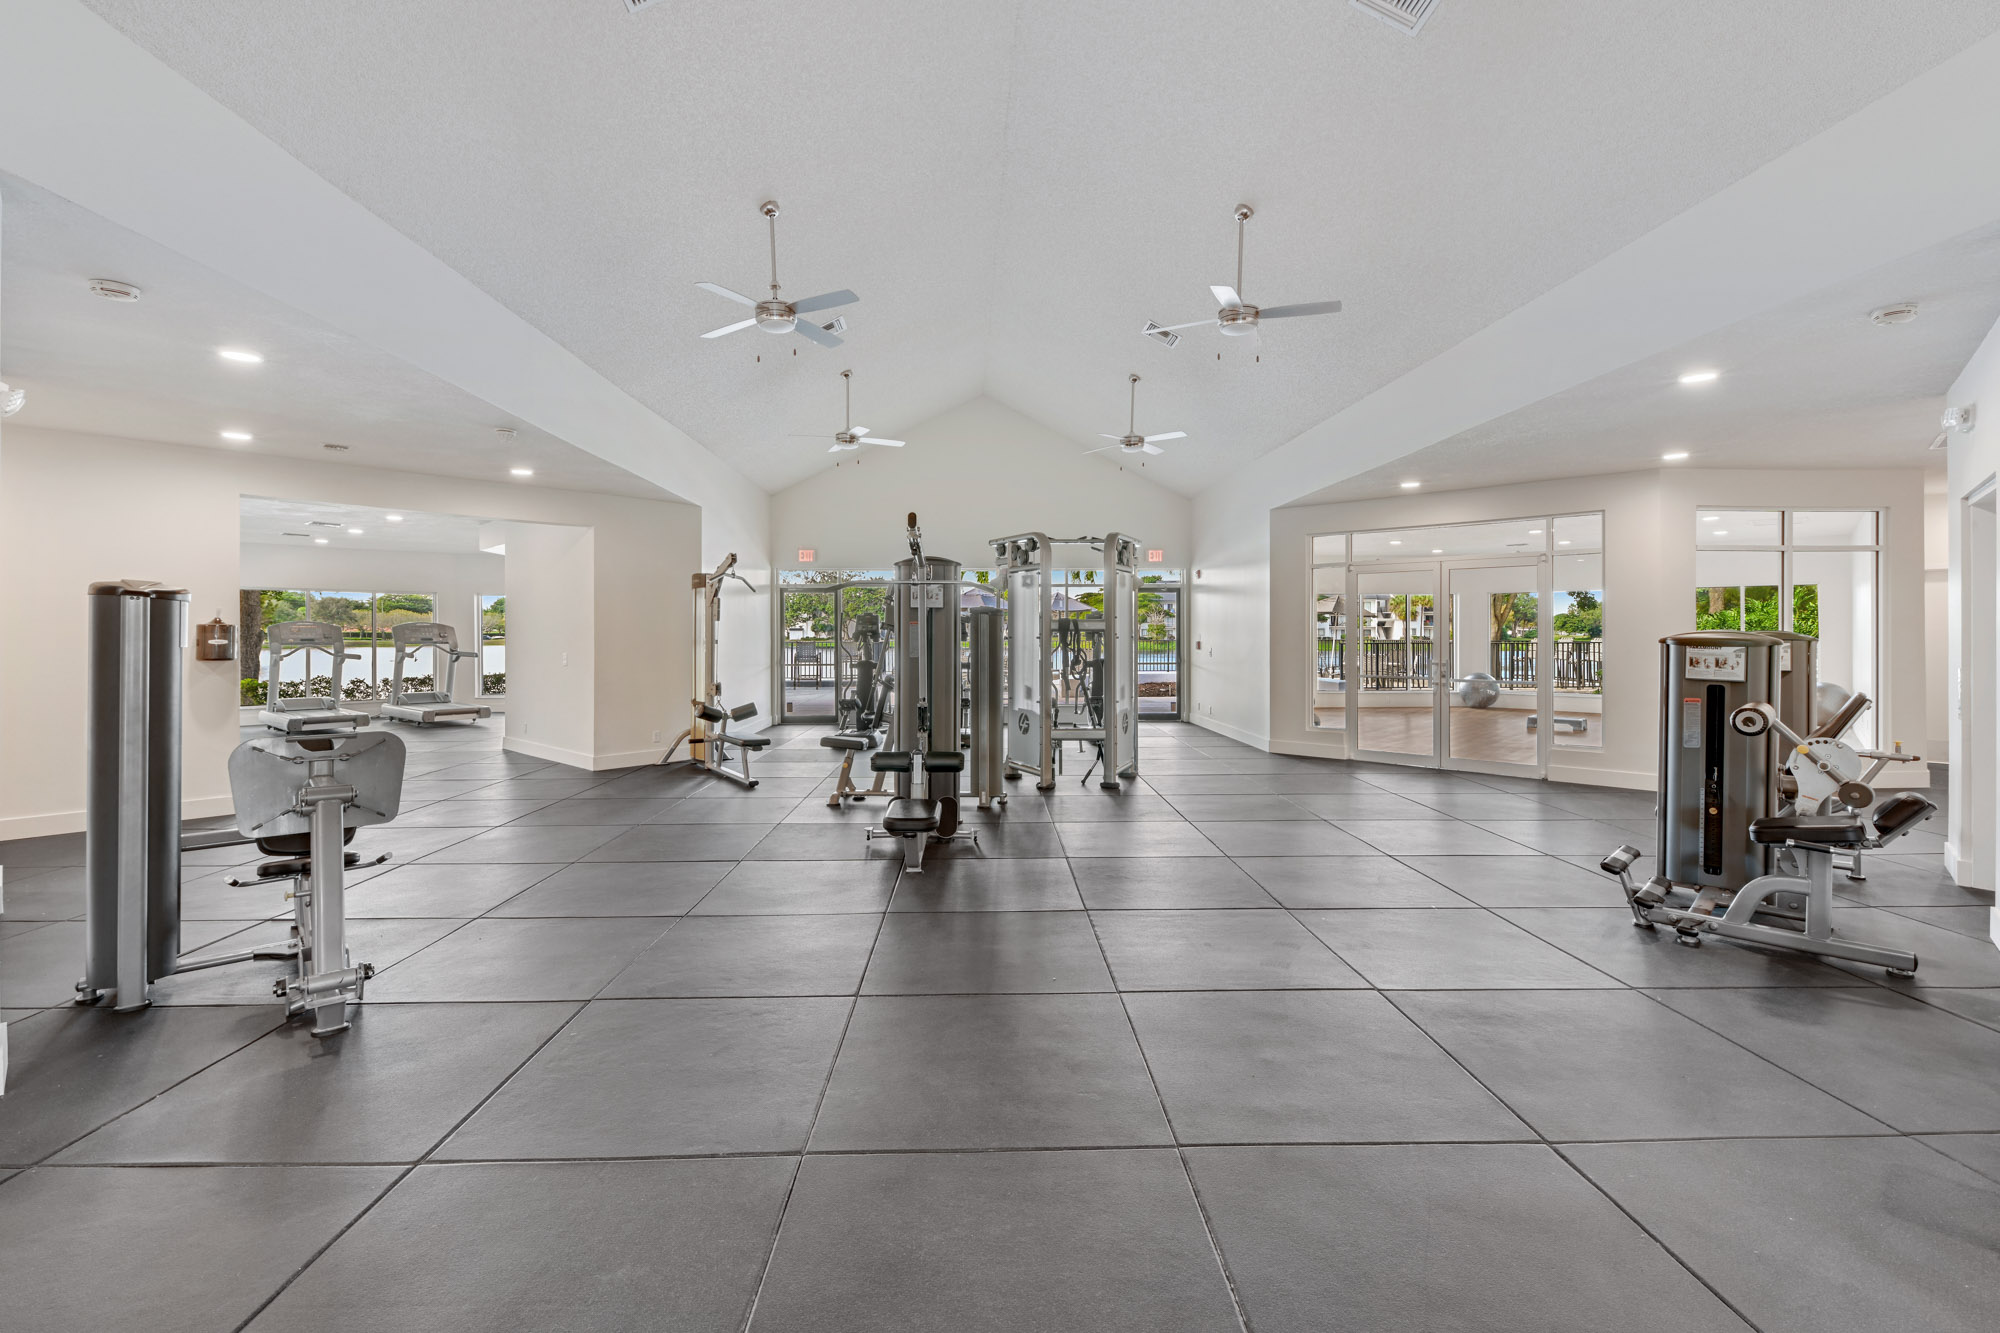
[821, 733, 872, 751]
[882, 798, 939, 834]
[872, 751, 914, 773]
[1750, 792, 1935, 849]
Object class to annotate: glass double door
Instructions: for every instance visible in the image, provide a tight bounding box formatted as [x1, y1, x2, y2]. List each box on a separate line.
[779, 583, 895, 722]
[1344, 558, 1552, 776]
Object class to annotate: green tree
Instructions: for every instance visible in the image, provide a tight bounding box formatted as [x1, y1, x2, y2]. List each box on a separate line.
[1792, 583, 1819, 637]
[1553, 590, 1602, 638]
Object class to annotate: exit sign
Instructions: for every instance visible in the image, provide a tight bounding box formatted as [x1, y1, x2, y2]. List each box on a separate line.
[1147, 549, 1164, 563]
[798, 549, 815, 563]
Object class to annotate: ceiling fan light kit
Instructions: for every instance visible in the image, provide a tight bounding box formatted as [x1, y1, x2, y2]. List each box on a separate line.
[697, 201, 858, 348]
[1145, 204, 1343, 351]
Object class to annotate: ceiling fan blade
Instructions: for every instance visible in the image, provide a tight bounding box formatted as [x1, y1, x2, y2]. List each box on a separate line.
[1083, 445, 1120, 456]
[1098, 433, 1126, 440]
[827, 443, 844, 453]
[858, 438, 904, 447]
[792, 317, 842, 348]
[696, 282, 757, 307]
[1142, 431, 1187, 443]
[1141, 443, 1165, 455]
[847, 426, 870, 439]
[1148, 318, 1219, 334]
[701, 317, 758, 339]
[789, 433, 832, 439]
[1210, 285, 1242, 307]
[1257, 299, 1343, 320]
[790, 289, 859, 315]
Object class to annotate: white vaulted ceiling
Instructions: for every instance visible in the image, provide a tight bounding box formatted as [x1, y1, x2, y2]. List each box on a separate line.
[53, 1, 2000, 494]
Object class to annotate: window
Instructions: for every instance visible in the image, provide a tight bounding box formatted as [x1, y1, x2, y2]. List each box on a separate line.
[478, 594, 506, 697]
[1310, 536, 1347, 731]
[1551, 513, 1604, 750]
[237, 589, 438, 706]
[1694, 509, 1880, 746]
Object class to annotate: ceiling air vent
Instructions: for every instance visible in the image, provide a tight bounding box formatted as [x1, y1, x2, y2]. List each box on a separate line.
[1350, 0, 1438, 35]
[625, 0, 666, 12]
[1142, 321, 1183, 348]
[307, 520, 343, 528]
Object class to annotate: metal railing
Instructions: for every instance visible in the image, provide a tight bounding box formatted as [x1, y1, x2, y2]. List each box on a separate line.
[1490, 639, 1602, 691]
[1316, 638, 1604, 692]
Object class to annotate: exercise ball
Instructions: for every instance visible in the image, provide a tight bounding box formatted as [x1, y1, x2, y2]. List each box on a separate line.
[1454, 673, 1501, 709]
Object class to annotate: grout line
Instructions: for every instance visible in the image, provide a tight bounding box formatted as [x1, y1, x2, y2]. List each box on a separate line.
[1376, 989, 1767, 1332]
[738, 905, 891, 1332]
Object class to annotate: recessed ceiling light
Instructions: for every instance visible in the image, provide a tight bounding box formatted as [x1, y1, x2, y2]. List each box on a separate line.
[1661, 451, 1690, 461]
[1399, 481, 1420, 489]
[1528, 529, 1543, 536]
[1558, 540, 1572, 546]
[313, 537, 329, 545]
[1702, 515, 1721, 522]
[1431, 548, 1443, 554]
[217, 347, 264, 364]
[1677, 370, 1718, 386]
[1388, 540, 1402, 546]
[1713, 531, 1729, 537]
[510, 467, 534, 477]
[347, 528, 364, 535]
[219, 430, 253, 442]
[386, 514, 404, 522]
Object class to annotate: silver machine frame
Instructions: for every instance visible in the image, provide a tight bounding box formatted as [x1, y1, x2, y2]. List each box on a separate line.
[224, 732, 405, 1035]
[1603, 630, 1931, 975]
[989, 531, 1142, 790]
[661, 552, 766, 788]
[258, 620, 371, 734]
[380, 621, 491, 726]
[77, 582, 403, 1037]
[863, 513, 982, 870]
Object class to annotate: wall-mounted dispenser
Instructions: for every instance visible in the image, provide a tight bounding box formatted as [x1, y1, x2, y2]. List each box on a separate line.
[194, 615, 236, 662]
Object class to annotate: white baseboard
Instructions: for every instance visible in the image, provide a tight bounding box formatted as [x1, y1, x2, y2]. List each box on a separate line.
[0, 795, 235, 842]
[502, 735, 663, 772]
[1546, 765, 1654, 791]
[1189, 714, 1270, 751]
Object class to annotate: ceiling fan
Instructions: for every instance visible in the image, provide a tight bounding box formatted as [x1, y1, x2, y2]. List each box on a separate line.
[697, 201, 857, 348]
[1147, 204, 1341, 346]
[795, 370, 905, 452]
[1086, 374, 1184, 457]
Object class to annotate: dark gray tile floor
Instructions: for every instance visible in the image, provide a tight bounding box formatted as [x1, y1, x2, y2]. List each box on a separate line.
[2, 721, 1996, 1331]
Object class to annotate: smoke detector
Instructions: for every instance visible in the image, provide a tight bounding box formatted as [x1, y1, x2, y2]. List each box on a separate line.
[88, 279, 143, 302]
[1350, 0, 1439, 34]
[1869, 302, 1919, 326]
[1941, 404, 1977, 434]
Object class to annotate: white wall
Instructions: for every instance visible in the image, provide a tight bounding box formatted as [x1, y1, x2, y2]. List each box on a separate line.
[238, 543, 503, 709]
[1944, 314, 2000, 909]
[1923, 485, 1951, 762]
[1269, 467, 1929, 791]
[770, 397, 1191, 574]
[0, 426, 701, 837]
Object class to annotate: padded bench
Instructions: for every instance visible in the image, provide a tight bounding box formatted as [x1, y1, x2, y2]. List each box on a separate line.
[1750, 791, 1935, 850]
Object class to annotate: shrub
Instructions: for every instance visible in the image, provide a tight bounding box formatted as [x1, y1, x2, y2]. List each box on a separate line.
[481, 672, 507, 698]
[240, 678, 267, 705]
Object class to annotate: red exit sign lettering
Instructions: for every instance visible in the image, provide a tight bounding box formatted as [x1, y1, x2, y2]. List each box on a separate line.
[1147, 549, 1164, 563]
[798, 549, 815, 563]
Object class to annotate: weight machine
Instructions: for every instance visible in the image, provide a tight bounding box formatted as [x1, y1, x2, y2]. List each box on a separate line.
[989, 531, 1141, 790]
[1602, 631, 1934, 974]
[660, 552, 769, 787]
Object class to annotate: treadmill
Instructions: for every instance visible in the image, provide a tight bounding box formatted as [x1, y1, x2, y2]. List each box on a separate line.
[379, 621, 491, 727]
[257, 621, 371, 734]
